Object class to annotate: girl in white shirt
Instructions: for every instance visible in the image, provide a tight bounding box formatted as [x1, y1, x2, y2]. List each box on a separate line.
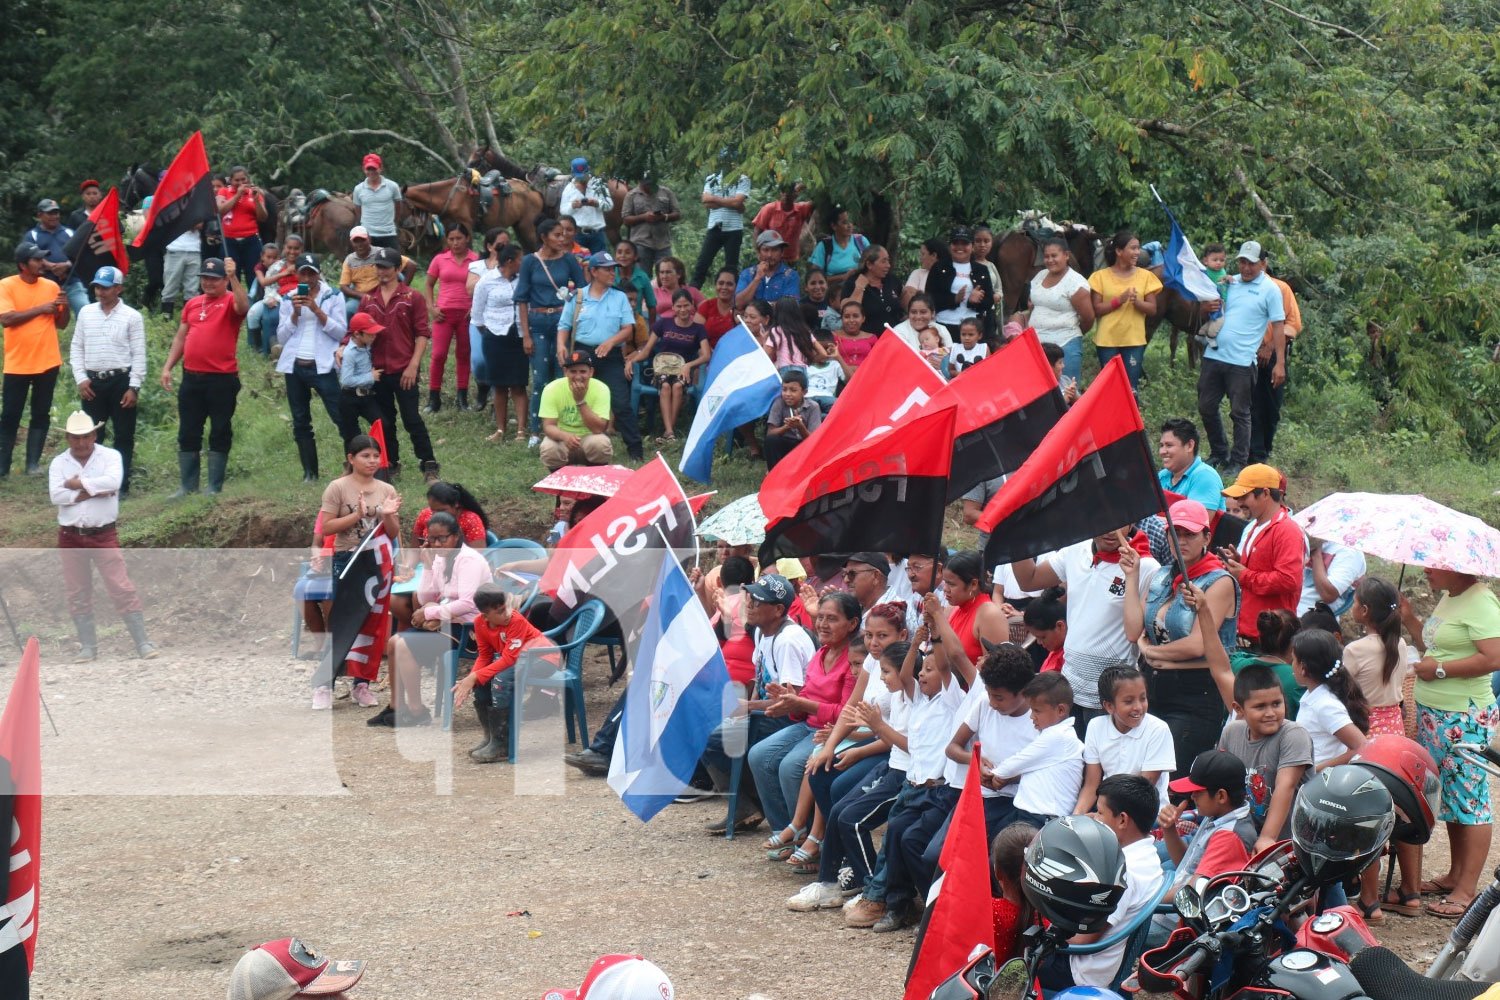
[1292, 629, 1370, 769]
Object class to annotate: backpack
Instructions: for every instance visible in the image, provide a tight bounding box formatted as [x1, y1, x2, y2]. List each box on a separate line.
[819, 233, 869, 268]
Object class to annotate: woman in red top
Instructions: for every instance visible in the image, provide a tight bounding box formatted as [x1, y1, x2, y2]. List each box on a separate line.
[217, 166, 269, 287]
[927, 550, 1010, 674]
[450, 583, 553, 762]
[697, 268, 739, 346]
[425, 224, 481, 413]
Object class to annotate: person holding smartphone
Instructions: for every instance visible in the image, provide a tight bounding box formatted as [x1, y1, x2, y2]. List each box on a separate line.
[276, 253, 347, 482]
[216, 166, 268, 286]
[1218, 464, 1305, 649]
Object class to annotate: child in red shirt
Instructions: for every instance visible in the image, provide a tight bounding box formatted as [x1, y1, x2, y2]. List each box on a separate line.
[451, 583, 551, 762]
[991, 820, 1039, 960]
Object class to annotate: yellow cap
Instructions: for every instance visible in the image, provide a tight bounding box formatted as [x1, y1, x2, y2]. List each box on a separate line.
[1221, 463, 1283, 498]
[775, 557, 807, 580]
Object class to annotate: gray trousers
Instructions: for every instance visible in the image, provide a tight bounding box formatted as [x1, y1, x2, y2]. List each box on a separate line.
[162, 249, 202, 305]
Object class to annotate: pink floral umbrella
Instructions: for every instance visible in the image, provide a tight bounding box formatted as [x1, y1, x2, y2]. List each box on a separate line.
[532, 464, 635, 500]
[1294, 492, 1500, 577]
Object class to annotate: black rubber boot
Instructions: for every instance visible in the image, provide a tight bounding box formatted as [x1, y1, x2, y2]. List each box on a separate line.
[161, 300, 176, 319]
[468, 702, 493, 755]
[169, 451, 199, 498]
[470, 705, 509, 763]
[73, 615, 98, 662]
[296, 439, 319, 483]
[456, 388, 471, 411]
[24, 425, 47, 475]
[423, 390, 441, 414]
[0, 428, 15, 477]
[204, 450, 228, 495]
[123, 611, 159, 659]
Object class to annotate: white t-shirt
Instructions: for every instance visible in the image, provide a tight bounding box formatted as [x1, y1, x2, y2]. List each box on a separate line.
[166, 228, 201, 253]
[938, 261, 978, 326]
[905, 674, 967, 784]
[1028, 268, 1090, 345]
[1045, 541, 1160, 709]
[994, 718, 1084, 817]
[946, 693, 1038, 795]
[1296, 683, 1355, 765]
[948, 342, 988, 375]
[904, 267, 929, 294]
[752, 622, 816, 688]
[868, 685, 913, 771]
[806, 359, 842, 397]
[1070, 837, 1165, 987]
[992, 562, 1044, 603]
[1298, 541, 1366, 615]
[1083, 713, 1177, 808]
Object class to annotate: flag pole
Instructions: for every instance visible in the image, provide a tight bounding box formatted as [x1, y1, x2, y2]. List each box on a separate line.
[338, 522, 382, 581]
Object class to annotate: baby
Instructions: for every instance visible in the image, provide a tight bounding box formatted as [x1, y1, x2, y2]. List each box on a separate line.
[918, 327, 948, 369]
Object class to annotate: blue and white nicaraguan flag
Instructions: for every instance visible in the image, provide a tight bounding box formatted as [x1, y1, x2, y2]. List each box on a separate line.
[678, 322, 781, 483]
[606, 553, 735, 821]
[1152, 186, 1221, 302]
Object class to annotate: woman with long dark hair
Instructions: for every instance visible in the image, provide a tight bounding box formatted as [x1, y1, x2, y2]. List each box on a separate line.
[764, 296, 829, 370]
[1087, 229, 1160, 390]
[840, 244, 902, 334]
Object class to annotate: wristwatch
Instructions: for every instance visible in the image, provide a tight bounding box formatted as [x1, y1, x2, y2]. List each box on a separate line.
[1434, 664, 1448, 680]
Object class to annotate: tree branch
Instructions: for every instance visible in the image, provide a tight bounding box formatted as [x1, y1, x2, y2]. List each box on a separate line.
[269, 129, 456, 181]
[1257, 0, 1379, 50]
[1231, 164, 1297, 264]
[363, 0, 465, 162]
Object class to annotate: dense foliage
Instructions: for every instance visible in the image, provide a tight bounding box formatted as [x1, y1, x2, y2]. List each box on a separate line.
[6, 0, 1500, 455]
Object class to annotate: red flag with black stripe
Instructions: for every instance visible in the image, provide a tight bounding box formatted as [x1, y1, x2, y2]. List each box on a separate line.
[62, 186, 129, 279]
[977, 356, 1163, 566]
[930, 328, 1068, 501]
[0, 638, 41, 980]
[759, 404, 957, 563]
[129, 131, 215, 260]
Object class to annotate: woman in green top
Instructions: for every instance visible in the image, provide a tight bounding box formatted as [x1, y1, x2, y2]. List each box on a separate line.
[1401, 567, 1500, 918]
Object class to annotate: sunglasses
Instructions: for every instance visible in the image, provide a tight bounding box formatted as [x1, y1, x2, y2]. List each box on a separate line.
[843, 567, 872, 581]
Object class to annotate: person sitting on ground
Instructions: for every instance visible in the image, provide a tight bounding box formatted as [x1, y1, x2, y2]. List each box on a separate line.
[450, 583, 551, 763]
[369, 510, 490, 728]
[247, 234, 304, 356]
[341, 225, 416, 317]
[632, 288, 711, 443]
[763, 369, 822, 471]
[947, 317, 988, 376]
[538, 348, 613, 471]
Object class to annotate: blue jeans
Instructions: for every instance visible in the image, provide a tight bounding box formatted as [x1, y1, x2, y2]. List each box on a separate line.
[527, 311, 563, 434]
[224, 236, 263, 288]
[284, 366, 342, 444]
[1096, 345, 1146, 390]
[1060, 336, 1083, 386]
[246, 301, 278, 355]
[818, 761, 905, 888]
[920, 793, 1019, 874]
[748, 721, 817, 832]
[808, 743, 885, 819]
[701, 713, 791, 785]
[810, 394, 836, 415]
[64, 280, 89, 320]
[468, 323, 488, 386]
[576, 229, 608, 254]
[884, 784, 959, 910]
[472, 666, 516, 713]
[588, 350, 643, 460]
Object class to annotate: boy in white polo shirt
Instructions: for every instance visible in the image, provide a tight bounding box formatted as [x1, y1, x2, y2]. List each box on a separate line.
[1075, 665, 1177, 813]
[943, 642, 1038, 838]
[991, 671, 1085, 827]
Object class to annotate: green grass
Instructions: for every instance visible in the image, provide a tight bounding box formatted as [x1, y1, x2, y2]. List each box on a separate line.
[2, 293, 1497, 550]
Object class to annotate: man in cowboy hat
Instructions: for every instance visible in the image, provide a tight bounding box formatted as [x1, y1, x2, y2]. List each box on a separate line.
[49, 410, 157, 661]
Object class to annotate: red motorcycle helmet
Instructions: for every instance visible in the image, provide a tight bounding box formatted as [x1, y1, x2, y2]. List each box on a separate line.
[1350, 735, 1439, 845]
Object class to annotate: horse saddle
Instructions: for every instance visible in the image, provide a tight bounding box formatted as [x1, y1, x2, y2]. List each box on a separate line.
[307, 188, 331, 208]
[284, 188, 310, 225]
[1016, 209, 1065, 266]
[474, 169, 508, 217]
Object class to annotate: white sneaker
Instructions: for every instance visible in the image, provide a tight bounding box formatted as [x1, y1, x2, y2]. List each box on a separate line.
[311, 685, 333, 710]
[350, 683, 379, 707]
[526, 435, 540, 449]
[788, 881, 846, 912]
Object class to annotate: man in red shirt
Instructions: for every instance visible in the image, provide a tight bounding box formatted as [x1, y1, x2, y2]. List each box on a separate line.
[354, 246, 440, 481]
[1220, 463, 1306, 645]
[216, 165, 268, 289]
[752, 182, 814, 263]
[160, 257, 249, 496]
[449, 584, 551, 762]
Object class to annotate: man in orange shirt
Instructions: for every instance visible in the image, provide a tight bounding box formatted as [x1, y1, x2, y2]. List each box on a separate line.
[1250, 259, 1302, 464]
[0, 242, 69, 476]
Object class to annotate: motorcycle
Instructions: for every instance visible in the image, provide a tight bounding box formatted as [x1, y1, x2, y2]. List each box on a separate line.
[1427, 742, 1500, 982]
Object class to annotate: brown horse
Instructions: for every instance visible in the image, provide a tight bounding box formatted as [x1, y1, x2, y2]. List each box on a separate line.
[278, 189, 360, 258]
[992, 226, 1100, 317]
[401, 175, 542, 251]
[1146, 286, 1211, 369]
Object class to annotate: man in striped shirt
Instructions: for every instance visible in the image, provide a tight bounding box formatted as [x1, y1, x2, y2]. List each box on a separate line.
[689, 151, 751, 288]
[70, 267, 147, 495]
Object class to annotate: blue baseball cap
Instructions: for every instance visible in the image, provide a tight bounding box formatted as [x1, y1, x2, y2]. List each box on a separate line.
[745, 574, 795, 609]
[90, 266, 124, 287]
[570, 157, 590, 176]
[586, 251, 618, 269]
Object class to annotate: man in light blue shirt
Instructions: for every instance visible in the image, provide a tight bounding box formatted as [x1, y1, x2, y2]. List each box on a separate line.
[1156, 417, 1225, 511]
[558, 251, 641, 460]
[690, 150, 751, 287]
[1196, 241, 1284, 472]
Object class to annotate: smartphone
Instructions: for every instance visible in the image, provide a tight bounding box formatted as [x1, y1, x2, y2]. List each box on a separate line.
[297, 282, 309, 297]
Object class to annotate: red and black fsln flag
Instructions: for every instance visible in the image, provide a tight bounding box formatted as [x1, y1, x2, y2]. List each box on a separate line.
[62, 186, 129, 278]
[129, 131, 216, 260]
[759, 405, 957, 565]
[977, 356, 1161, 567]
[328, 524, 394, 683]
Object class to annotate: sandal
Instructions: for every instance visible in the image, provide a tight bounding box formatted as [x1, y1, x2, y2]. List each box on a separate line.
[1427, 897, 1471, 920]
[486, 429, 505, 443]
[1420, 878, 1456, 896]
[1357, 899, 1386, 925]
[762, 825, 805, 854]
[787, 835, 821, 870]
[1382, 890, 1423, 917]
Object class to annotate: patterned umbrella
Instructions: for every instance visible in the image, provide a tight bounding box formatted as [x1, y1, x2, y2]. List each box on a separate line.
[697, 492, 768, 547]
[1294, 492, 1500, 577]
[531, 464, 636, 499]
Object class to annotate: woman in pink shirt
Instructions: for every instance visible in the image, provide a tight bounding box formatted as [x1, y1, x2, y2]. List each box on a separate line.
[425, 224, 481, 413]
[372, 512, 492, 727]
[752, 590, 860, 868]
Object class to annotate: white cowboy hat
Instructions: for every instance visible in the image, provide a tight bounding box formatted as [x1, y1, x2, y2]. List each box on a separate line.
[63, 411, 104, 436]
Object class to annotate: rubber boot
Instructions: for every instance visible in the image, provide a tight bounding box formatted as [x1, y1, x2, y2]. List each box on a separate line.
[476, 383, 490, 415]
[470, 705, 509, 763]
[123, 611, 159, 659]
[204, 451, 228, 495]
[0, 428, 15, 477]
[468, 701, 493, 754]
[456, 388, 471, 411]
[423, 390, 442, 414]
[169, 451, 199, 498]
[73, 614, 98, 663]
[296, 439, 319, 484]
[161, 300, 175, 319]
[24, 425, 47, 475]
[420, 459, 441, 484]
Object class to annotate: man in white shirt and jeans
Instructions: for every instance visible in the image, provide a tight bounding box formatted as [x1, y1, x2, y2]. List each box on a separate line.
[71, 267, 147, 496]
[276, 253, 348, 482]
[49, 411, 157, 662]
[558, 158, 614, 254]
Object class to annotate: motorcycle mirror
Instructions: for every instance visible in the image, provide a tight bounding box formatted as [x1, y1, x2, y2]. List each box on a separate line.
[1176, 882, 1203, 921]
[985, 958, 1031, 1000]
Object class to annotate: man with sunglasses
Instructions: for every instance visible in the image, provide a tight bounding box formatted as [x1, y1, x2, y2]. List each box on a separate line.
[842, 552, 922, 634]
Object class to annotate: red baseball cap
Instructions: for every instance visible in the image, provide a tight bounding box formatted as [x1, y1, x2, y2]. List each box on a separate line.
[362, 153, 383, 170]
[541, 955, 674, 1000]
[348, 313, 385, 335]
[227, 938, 366, 1000]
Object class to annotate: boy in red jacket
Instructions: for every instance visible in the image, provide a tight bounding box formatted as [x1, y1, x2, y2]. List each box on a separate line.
[1219, 464, 1305, 647]
[451, 583, 550, 763]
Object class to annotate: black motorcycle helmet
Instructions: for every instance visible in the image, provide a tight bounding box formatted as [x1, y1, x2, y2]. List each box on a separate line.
[1021, 816, 1126, 936]
[1291, 764, 1395, 885]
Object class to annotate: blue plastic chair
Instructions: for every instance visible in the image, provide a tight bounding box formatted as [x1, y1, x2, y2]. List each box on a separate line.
[508, 599, 606, 763]
[437, 620, 477, 730]
[722, 712, 766, 842]
[289, 561, 334, 658]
